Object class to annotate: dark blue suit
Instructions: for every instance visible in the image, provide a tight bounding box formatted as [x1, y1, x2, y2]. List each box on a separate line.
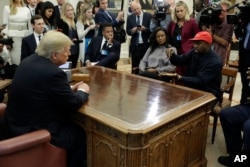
[126, 12, 152, 69]
[220, 104, 250, 153]
[54, 5, 61, 27]
[95, 9, 124, 36]
[85, 36, 121, 69]
[236, 22, 250, 104]
[4, 54, 89, 167]
[21, 34, 37, 61]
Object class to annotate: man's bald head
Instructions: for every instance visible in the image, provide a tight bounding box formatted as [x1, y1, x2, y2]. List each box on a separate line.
[130, 1, 142, 15]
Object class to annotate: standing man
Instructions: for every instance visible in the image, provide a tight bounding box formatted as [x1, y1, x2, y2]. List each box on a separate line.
[126, 1, 152, 71]
[54, 0, 66, 26]
[202, 0, 234, 65]
[4, 30, 89, 167]
[94, 0, 124, 37]
[150, 0, 172, 32]
[85, 23, 121, 69]
[26, 0, 37, 16]
[21, 15, 45, 61]
[234, 9, 250, 104]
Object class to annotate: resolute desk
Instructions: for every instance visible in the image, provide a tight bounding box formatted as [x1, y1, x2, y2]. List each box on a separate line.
[74, 66, 215, 167]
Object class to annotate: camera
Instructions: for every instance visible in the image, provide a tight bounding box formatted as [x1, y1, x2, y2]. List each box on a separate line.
[0, 37, 14, 47]
[153, 0, 170, 21]
[199, 2, 222, 28]
[227, 0, 250, 25]
[73, 40, 83, 44]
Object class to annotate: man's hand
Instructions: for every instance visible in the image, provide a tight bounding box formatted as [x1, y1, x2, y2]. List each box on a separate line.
[201, 25, 213, 35]
[107, 33, 114, 45]
[71, 81, 90, 93]
[85, 60, 91, 66]
[146, 68, 157, 72]
[166, 48, 175, 58]
[117, 11, 124, 21]
[138, 25, 146, 31]
[77, 82, 90, 93]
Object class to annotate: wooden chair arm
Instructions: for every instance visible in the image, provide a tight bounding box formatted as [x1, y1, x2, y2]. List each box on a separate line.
[158, 72, 177, 84]
[0, 129, 51, 155]
[221, 78, 236, 91]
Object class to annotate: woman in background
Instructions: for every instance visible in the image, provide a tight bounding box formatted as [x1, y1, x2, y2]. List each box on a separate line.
[57, 2, 79, 68]
[35, 1, 44, 15]
[167, 0, 199, 76]
[139, 27, 176, 81]
[75, 0, 85, 20]
[40, 1, 56, 32]
[76, 4, 96, 64]
[2, 0, 32, 65]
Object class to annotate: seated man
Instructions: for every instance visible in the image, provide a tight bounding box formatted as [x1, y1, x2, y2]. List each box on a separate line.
[217, 68, 250, 166]
[4, 31, 89, 167]
[218, 103, 250, 166]
[21, 15, 45, 61]
[167, 31, 222, 100]
[85, 23, 121, 69]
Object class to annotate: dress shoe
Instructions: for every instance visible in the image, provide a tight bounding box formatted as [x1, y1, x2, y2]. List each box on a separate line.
[218, 155, 231, 166]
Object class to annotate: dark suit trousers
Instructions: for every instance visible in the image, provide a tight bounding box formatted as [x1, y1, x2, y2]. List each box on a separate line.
[131, 44, 148, 71]
[220, 104, 250, 153]
[50, 122, 87, 167]
[239, 48, 250, 104]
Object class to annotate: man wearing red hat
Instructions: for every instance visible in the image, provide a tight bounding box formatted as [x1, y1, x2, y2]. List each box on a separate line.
[167, 31, 222, 100]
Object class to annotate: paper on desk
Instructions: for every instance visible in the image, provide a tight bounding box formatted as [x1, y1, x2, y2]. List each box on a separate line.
[91, 62, 98, 65]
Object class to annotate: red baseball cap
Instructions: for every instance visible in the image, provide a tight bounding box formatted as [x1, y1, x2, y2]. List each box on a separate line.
[190, 31, 212, 44]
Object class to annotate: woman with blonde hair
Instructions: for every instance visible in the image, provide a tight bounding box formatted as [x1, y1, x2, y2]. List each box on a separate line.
[2, 0, 32, 65]
[75, 0, 86, 20]
[167, 0, 199, 77]
[57, 2, 80, 68]
[76, 4, 96, 63]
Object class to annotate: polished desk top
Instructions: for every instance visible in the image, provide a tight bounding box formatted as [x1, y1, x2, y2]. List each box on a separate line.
[77, 67, 215, 133]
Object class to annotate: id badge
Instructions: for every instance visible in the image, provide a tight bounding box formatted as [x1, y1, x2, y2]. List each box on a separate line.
[101, 49, 108, 56]
[176, 35, 181, 41]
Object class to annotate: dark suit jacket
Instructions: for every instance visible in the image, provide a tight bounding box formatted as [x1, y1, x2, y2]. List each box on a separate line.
[4, 54, 89, 137]
[126, 12, 152, 53]
[95, 9, 124, 36]
[85, 36, 121, 69]
[21, 34, 37, 61]
[54, 5, 61, 27]
[57, 19, 79, 68]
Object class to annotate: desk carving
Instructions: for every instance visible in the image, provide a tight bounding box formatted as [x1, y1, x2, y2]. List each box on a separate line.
[74, 67, 215, 167]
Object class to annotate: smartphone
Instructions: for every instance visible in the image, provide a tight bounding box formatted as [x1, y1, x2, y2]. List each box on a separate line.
[137, 25, 141, 28]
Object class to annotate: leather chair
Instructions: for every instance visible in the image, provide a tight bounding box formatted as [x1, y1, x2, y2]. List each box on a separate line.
[210, 66, 238, 144]
[0, 104, 67, 167]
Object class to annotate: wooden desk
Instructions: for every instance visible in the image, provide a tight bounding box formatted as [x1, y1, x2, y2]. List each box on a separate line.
[74, 66, 215, 167]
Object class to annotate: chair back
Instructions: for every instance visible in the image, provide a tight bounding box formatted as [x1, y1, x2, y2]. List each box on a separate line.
[220, 66, 238, 103]
[210, 66, 238, 144]
[0, 104, 67, 167]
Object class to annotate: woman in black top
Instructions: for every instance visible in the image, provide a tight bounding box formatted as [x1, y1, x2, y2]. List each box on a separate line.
[57, 2, 80, 68]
